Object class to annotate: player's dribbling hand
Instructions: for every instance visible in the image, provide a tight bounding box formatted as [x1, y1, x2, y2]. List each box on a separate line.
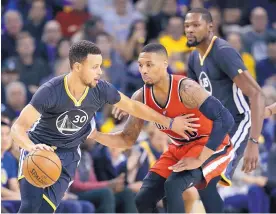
[168, 157, 203, 172]
[242, 141, 259, 173]
[171, 114, 200, 140]
[112, 106, 128, 120]
[31, 144, 54, 152]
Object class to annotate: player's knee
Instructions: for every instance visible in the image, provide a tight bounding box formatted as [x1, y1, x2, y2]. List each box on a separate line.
[19, 197, 43, 213]
[164, 178, 183, 195]
[135, 189, 150, 211]
[182, 187, 199, 201]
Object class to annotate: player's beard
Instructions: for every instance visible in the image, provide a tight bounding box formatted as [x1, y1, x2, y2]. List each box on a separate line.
[186, 37, 201, 47]
[145, 83, 154, 88]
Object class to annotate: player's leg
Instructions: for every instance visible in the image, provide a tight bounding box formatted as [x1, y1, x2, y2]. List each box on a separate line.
[197, 176, 224, 213]
[164, 169, 204, 213]
[135, 172, 166, 213]
[38, 150, 80, 213]
[222, 115, 251, 184]
[18, 178, 44, 213]
[182, 187, 199, 213]
[17, 149, 45, 213]
[135, 149, 177, 213]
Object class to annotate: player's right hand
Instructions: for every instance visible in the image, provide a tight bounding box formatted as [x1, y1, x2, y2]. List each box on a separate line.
[171, 114, 200, 140]
[30, 144, 54, 152]
[112, 106, 128, 120]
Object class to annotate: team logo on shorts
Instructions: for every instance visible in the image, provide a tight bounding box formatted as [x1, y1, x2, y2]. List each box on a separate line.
[199, 71, 212, 94]
[56, 109, 88, 135]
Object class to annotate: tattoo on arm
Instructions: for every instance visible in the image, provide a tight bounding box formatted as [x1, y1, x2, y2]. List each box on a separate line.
[179, 79, 210, 109]
[122, 88, 145, 143]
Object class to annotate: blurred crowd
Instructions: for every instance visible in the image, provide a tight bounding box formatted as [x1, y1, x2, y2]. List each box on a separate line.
[1, 0, 276, 213]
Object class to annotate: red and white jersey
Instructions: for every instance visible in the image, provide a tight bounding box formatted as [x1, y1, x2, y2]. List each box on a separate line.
[143, 75, 213, 145]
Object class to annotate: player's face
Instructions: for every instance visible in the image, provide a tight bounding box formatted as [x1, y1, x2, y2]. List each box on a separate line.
[184, 13, 212, 47]
[81, 54, 103, 88]
[138, 52, 168, 87]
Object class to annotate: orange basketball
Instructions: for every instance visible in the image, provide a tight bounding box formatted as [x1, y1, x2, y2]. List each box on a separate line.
[22, 150, 62, 188]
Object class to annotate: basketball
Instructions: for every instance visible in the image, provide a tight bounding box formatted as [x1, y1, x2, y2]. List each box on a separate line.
[22, 150, 62, 188]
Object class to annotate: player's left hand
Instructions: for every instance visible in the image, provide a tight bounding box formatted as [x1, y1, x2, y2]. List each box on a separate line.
[242, 141, 259, 173]
[168, 157, 203, 172]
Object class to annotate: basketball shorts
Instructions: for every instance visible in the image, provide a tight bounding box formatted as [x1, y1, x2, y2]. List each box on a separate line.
[150, 135, 233, 189]
[17, 145, 81, 211]
[220, 111, 251, 186]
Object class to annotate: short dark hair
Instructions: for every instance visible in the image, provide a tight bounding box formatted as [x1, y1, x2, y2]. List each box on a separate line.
[69, 40, 101, 69]
[186, 8, 213, 23]
[141, 43, 168, 57]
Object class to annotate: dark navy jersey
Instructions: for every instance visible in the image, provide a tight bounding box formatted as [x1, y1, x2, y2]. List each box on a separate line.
[28, 75, 121, 149]
[188, 36, 250, 121]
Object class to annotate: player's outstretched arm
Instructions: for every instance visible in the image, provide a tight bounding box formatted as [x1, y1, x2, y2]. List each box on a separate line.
[88, 89, 145, 148]
[11, 104, 53, 152]
[113, 90, 199, 139]
[232, 71, 265, 172]
[169, 79, 234, 172]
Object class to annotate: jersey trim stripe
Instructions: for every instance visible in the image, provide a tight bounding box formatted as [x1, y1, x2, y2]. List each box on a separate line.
[150, 75, 173, 109]
[199, 36, 217, 66]
[233, 83, 250, 114]
[143, 85, 147, 104]
[64, 75, 89, 107]
[229, 111, 251, 162]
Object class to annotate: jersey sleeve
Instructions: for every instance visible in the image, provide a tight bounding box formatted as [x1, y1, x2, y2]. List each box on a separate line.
[187, 52, 198, 81]
[216, 47, 247, 80]
[98, 80, 121, 105]
[29, 84, 53, 114]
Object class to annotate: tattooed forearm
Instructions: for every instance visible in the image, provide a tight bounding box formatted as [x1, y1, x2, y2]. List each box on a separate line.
[122, 116, 144, 144]
[179, 79, 210, 109]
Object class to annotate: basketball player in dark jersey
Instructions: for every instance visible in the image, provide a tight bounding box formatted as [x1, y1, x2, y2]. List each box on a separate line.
[88, 43, 235, 213]
[10, 40, 198, 213]
[179, 8, 271, 212]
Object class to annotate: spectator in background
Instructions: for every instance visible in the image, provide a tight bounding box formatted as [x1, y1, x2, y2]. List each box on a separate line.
[24, 0, 48, 44]
[1, 121, 21, 213]
[256, 34, 276, 86]
[227, 32, 256, 79]
[123, 19, 147, 63]
[209, 6, 225, 38]
[159, 15, 191, 57]
[11, 32, 50, 93]
[56, 192, 96, 213]
[55, 0, 90, 38]
[1, 58, 20, 105]
[95, 32, 126, 91]
[2, 81, 27, 121]
[55, 38, 71, 65]
[88, 143, 137, 213]
[147, 0, 178, 41]
[40, 58, 69, 85]
[242, 7, 270, 61]
[103, 0, 144, 43]
[39, 20, 62, 66]
[71, 143, 133, 213]
[71, 16, 105, 43]
[1, 10, 23, 61]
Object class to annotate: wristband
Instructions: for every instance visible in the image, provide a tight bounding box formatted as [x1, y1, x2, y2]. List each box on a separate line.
[249, 137, 259, 144]
[169, 118, 174, 130]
